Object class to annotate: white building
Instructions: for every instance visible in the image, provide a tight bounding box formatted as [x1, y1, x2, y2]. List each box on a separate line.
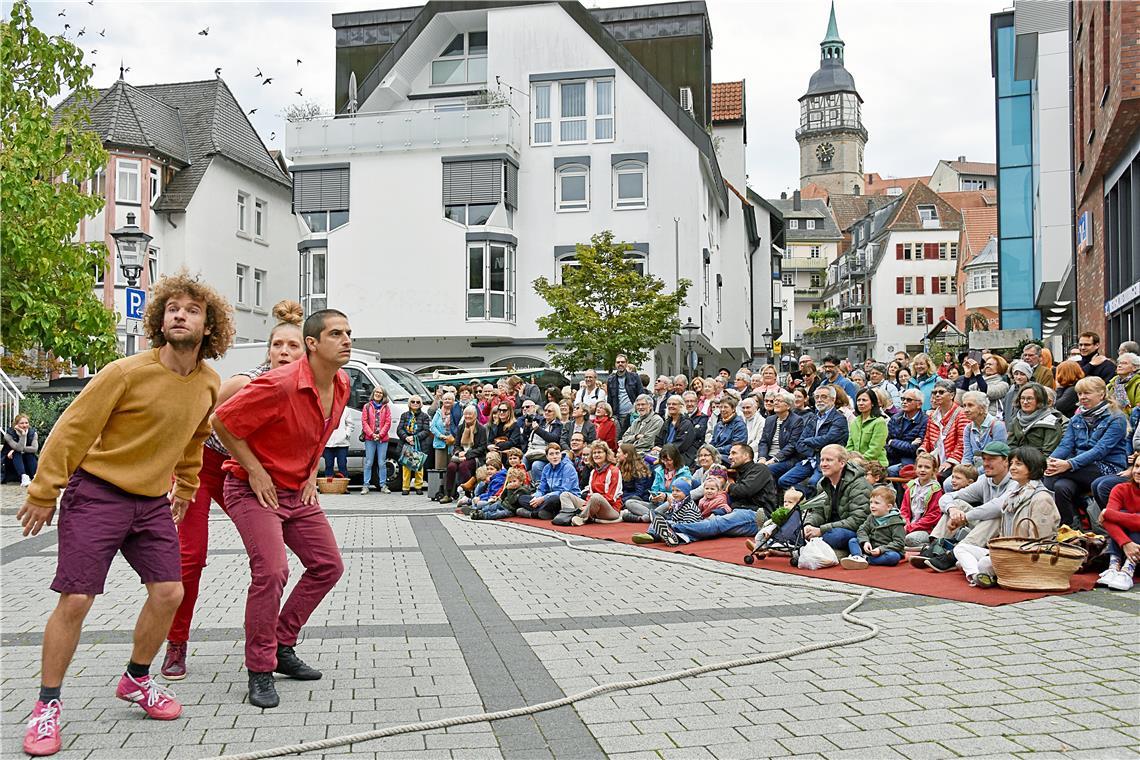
[57, 74, 295, 355]
[928, 157, 997, 192]
[812, 181, 963, 361]
[766, 192, 842, 347]
[287, 1, 768, 375]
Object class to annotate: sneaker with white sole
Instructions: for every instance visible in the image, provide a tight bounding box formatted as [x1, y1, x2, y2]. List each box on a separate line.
[23, 699, 62, 756]
[20, 474, 32, 487]
[115, 674, 182, 720]
[840, 555, 868, 570]
[570, 513, 588, 527]
[1104, 570, 1134, 592]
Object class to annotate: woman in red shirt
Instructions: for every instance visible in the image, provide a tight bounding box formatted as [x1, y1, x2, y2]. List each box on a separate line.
[593, 402, 618, 452]
[1098, 465, 1140, 591]
[558, 440, 623, 525]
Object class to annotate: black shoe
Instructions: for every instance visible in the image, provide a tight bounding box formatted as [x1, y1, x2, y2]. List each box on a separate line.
[514, 508, 534, 518]
[402, 490, 410, 496]
[275, 645, 322, 680]
[416, 489, 424, 496]
[536, 509, 556, 520]
[925, 553, 958, 573]
[248, 671, 279, 708]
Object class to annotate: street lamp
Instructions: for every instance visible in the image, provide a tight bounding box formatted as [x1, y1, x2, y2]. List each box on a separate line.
[110, 212, 151, 288]
[761, 328, 773, 363]
[681, 317, 700, 372]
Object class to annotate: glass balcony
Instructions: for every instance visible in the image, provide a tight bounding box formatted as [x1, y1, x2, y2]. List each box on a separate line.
[285, 103, 521, 159]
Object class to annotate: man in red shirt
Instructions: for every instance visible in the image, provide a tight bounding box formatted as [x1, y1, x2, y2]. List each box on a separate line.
[212, 310, 351, 708]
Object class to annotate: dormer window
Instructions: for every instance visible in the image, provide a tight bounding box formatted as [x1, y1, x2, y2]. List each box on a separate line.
[431, 32, 487, 86]
[918, 205, 938, 222]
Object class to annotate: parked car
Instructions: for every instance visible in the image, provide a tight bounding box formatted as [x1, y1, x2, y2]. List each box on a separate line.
[209, 345, 432, 477]
[420, 367, 570, 393]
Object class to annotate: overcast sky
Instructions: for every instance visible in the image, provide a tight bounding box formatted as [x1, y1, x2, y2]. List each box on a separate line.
[21, 0, 1006, 197]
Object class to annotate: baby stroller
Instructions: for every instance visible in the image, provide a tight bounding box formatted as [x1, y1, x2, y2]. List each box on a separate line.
[743, 506, 807, 567]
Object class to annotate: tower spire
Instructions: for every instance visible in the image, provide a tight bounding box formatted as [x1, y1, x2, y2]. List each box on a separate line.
[821, 1, 844, 64]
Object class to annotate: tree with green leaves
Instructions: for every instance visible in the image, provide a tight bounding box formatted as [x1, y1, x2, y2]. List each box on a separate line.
[533, 231, 691, 372]
[1, 0, 118, 377]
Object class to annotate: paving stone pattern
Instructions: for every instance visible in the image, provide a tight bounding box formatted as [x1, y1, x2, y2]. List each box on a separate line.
[1, 484, 1137, 759]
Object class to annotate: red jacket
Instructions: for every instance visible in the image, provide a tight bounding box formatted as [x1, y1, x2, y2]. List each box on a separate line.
[587, 464, 622, 509]
[921, 402, 968, 467]
[1104, 481, 1140, 547]
[595, 417, 618, 453]
[899, 478, 943, 535]
[362, 401, 392, 441]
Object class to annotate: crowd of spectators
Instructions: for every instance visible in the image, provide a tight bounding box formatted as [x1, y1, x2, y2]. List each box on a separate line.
[373, 332, 1140, 592]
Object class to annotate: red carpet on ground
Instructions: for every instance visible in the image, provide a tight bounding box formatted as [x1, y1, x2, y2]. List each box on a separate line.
[502, 517, 1098, 607]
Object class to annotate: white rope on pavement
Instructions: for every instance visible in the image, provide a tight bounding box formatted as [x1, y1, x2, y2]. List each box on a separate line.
[209, 515, 881, 760]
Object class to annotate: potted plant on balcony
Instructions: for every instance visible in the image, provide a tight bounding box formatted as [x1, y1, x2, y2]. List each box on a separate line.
[468, 89, 511, 109]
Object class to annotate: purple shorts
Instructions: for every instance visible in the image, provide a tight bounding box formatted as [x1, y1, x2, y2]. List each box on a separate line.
[51, 470, 182, 595]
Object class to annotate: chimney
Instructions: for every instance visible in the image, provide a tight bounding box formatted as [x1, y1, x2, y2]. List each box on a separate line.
[957, 155, 966, 163]
[780, 191, 787, 200]
[793, 190, 801, 211]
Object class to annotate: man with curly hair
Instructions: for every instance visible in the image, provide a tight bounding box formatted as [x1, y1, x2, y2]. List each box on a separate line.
[18, 272, 232, 757]
[211, 309, 351, 709]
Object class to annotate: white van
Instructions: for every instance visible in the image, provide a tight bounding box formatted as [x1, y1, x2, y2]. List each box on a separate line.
[209, 345, 433, 476]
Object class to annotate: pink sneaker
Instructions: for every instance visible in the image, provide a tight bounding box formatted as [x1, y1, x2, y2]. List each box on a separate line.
[115, 674, 182, 720]
[23, 699, 62, 756]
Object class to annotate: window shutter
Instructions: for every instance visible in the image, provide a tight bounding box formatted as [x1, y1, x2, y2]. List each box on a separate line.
[945, 307, 957, 323]
[931, 276, 939, 294]
[926, 307, 934, 325]
[504, 162, 518, 210]
[293, 168, 349, 213]
[924, 243, 935, 258]
[896, 277, 903, 294]
[916, 277, 925, 295]
[442, 160, 504, 206]
[896, 243, 904, 259]
[897, 308, 905, 325]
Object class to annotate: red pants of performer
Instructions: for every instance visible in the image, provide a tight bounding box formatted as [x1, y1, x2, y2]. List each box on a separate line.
[167, 445, 227, 644]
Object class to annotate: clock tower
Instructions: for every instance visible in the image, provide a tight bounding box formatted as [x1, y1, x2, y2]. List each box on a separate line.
[797, 1, 868, 195]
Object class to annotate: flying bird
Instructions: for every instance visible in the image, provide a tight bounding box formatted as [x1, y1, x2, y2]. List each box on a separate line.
[198, 26, 209, 36]
[77, 27, 85, 37]
[296, 58, 302, 65]
[88, 0, 94, 5]
[63, 23, 70, 30]
[90, 49, 97, 55]
[57, 9, 65, 16]
[262, 77, 273, 85]
[254, 68, 263, 78]
[270, 132, 276, 141]
[99, 29, 105, 37]
[295, 88, 303, 96]
[248, 108, 258, 115]
[214, 67, 222, 76]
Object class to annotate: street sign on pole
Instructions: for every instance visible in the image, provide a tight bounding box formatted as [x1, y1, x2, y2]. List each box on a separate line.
[126, 287, 146, 320]
[125, 319, 144, 336]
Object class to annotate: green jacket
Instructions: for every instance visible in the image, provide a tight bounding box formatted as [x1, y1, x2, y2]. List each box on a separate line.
[1006, 410, 1066, 455]
[1107, 373, 1140, 414]
[846, 415, 888, 466]
[803, 463, 871, 534]
[855, 509, 906, 554]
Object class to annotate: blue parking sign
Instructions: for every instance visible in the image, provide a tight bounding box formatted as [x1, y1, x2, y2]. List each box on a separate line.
[126, 287, 146, 320]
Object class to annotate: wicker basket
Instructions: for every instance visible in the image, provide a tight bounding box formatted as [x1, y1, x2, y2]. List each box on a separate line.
[317, 477, 350, 495]
[988, 518, 1087, 591]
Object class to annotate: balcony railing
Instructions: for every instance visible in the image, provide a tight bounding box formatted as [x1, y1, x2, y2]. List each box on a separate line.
[285, 103, 521, 159]
[795, 287, 824, 298]
[801, 324, 876, 347]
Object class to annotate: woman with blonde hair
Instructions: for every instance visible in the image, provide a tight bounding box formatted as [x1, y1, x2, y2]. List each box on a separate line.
[557, 440, 623, 526]
[1044, 376, 1129, 528]
[162, 299, 304, 681]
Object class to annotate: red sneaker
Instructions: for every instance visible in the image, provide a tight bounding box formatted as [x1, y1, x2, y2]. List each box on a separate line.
[161, 642, 187, 681]
[23, 699, 62, 756]
[115, 674, 182, 720]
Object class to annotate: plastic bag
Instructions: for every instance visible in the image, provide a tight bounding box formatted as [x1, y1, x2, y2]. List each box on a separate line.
[798, 537, 839, 570]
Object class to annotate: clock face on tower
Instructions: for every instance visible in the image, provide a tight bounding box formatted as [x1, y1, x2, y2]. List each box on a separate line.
[816, 142, 835, 163]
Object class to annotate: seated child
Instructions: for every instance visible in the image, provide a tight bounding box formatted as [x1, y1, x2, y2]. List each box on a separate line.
[863, 461, 887, 487]
[457, 465, 491, 515]
[503, 448, 530, 485]
[463, 452, 505, 512]
[746, 488, 803, 554]
[472, 467, 532, 520]
[840, 485, 906, 569]
[632, 477, 700, 547]
[899, 452, 943, 547]
[697, 475, 730, 518]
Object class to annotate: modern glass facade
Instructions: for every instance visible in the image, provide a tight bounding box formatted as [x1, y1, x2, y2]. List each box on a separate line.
[992, 15, 1041, 334]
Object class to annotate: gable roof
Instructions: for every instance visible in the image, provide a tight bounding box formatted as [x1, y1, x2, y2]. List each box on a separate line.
[964, 235, 998, 269]
[827, 192, 894, 233]
[862, 172, 930, 196]
[941, 159, 996, 176]
[711, 81, 744, 122]
[351, 0, 728, 209]
[765, 197, 842, 241]
[883, 180, 963, 232]
[960, 206, 998, 261]
[57, 77, 290, 213]
[937, 189, 997, 211]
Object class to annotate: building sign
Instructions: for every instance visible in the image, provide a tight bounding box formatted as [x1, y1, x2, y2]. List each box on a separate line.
[1076, 211, 1092, 253]
[1105, 280, 1140, 315]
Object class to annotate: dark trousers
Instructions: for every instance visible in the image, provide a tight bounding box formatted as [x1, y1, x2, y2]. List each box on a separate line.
[445, 457, 477, 495]
[1092, 475, 1128, 509]
[1044, 464, 1103, 528]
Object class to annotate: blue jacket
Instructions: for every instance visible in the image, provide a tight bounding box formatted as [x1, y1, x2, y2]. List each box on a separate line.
[535, 457, 582, 496]
[793, 408, 849, 464]
[650, 465, 693, 498]
[755, 412, 805, 462]
[484, 467, 508, 498]
[963, 415, 1007, 466]
[821, 374, 857, 400]
[623, 474, 653, 502]
[886, 410, 929, 464]
[430, 409, 455, 450]
[908, 373, 939, 411]
[709, 414, 749, 459]
[1051, 409, 1129, 472]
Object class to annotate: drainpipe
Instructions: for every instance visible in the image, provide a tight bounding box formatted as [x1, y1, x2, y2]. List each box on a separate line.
[674, 216, 681, 374]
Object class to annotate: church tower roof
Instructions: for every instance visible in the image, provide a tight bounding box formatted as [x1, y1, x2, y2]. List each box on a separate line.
[802, 1, 859, 100]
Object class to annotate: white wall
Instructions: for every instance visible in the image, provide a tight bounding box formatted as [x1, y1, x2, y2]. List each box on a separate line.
[1033, 27, 1074, 288]
[869, 230, 961, 358]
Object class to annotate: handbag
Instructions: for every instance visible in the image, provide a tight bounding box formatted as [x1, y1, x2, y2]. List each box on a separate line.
[399, 446, 427, 473]
[988, 518, 1087, 591]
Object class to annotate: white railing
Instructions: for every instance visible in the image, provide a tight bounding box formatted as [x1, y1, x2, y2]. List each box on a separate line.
[0, 367, 24, 430]
[285, 103, 521, 159]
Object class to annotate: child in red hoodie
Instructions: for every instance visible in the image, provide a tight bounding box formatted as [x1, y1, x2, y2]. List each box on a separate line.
[1098, 466, 1140, 591]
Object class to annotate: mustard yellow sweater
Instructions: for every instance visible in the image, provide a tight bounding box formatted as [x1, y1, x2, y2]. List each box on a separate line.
[26, 349, 219, 508]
